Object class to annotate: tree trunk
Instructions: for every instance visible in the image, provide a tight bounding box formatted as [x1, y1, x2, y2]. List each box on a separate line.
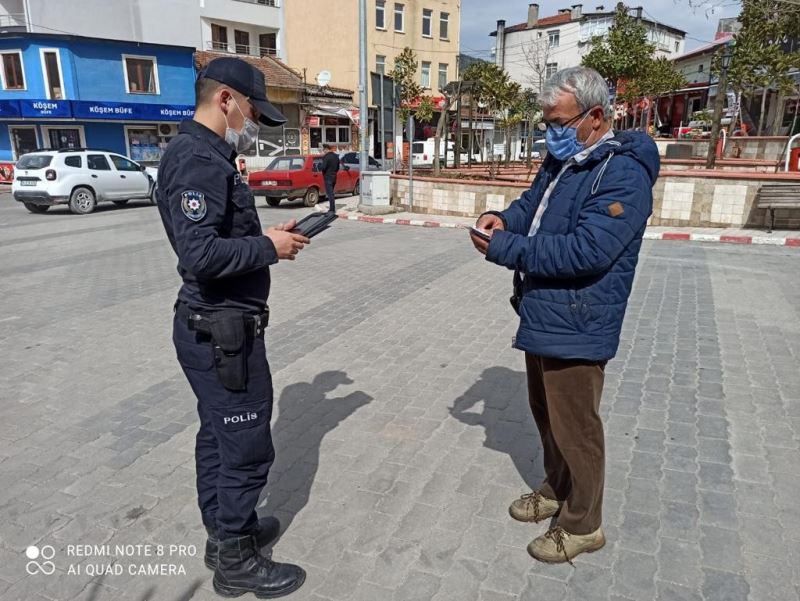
[770, 91, 785, 136]
[757, 87, 768, 136]
[504, 126, 512, 168]
[433, 106, 449, 177]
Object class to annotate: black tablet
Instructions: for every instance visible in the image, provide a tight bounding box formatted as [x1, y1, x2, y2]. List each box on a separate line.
[292, 211, 338, 238]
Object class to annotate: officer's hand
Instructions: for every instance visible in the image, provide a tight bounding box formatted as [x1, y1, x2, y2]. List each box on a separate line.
[470, 214, 503, 255]
[265, 227, 309, 261]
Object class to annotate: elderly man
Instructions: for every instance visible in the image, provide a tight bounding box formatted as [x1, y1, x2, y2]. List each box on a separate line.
[470, 66, 659, 564]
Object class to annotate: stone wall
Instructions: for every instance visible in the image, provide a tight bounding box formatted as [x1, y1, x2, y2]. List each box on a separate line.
[391, 172, 800, 229]
[654, 137, 790, 162]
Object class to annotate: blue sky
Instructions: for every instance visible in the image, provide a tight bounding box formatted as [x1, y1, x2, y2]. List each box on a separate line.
[459, 0, 742, 58]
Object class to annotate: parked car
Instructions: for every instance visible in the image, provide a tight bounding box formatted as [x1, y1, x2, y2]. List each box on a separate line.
[518, 140, 547, 161]
[12, 149, 156, 214]
[411, 138, 474, 167]
[339, 151, 383, 171]
[248, 155, 360, 207]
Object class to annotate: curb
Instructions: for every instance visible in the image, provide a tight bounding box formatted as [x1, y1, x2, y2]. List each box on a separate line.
[336, 212, 800, 247]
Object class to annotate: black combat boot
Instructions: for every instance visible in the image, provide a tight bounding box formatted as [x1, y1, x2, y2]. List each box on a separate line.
[213, 535, 305, 598]
[205, 516, 281, 570]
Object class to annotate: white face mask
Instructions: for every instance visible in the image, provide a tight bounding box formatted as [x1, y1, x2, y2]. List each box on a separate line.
[224, 96, 259, 153]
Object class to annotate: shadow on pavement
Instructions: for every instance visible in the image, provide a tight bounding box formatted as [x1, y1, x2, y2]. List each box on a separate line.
[258, 371, 372, 542]
[449, 366, 543, 490]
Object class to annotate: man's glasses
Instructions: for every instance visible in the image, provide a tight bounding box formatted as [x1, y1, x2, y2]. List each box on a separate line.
[537, 107, 595, 134]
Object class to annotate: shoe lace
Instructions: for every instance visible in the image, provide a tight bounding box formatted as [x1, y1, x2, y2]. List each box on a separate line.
[544, 526, 574, 566]
[519, 491, 544, 521]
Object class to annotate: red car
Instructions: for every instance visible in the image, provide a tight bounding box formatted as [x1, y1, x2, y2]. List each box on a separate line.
[248, 155, 360, 207]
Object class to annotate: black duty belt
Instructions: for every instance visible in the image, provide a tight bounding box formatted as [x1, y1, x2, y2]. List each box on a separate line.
[175, 302, 269, 337]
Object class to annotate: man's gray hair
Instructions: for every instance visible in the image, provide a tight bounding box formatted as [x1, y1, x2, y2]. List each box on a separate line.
[540, 66, 612, 118]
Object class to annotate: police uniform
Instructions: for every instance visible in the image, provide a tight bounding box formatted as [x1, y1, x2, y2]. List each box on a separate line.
[157, 57, 304, 597]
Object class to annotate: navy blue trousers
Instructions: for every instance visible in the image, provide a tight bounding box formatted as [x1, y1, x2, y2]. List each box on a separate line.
[324, 177, 336, 212]
[173, 313, 275, 540]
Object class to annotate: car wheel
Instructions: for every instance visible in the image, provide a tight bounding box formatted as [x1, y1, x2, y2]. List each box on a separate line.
[266, 197, 281, 207]
[149, 183, 158, 205]
[353, 179, 360, 196]
[69, 187, 97, 215]
[303, 187, 319, 207]
[112, 199, 129, 206]
[23, 203, 49, 214]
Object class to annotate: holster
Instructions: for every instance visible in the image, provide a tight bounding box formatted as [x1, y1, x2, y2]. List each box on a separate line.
[208, 311, 248, 391]
[510, 270, 523, 315]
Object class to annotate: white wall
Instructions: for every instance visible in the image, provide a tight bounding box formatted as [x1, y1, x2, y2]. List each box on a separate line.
[16, 0, 281, 53]
[676, 54, 711, 85]
[500, 22, 582, 91]
[501, 18, 685, 90]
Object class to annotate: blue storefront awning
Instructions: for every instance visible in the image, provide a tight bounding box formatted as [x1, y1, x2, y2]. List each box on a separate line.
[0, 99, 21, 118]
[0, 99, 194, 121]
[20, 99, 72, 118]
[71, 100, 194, 121]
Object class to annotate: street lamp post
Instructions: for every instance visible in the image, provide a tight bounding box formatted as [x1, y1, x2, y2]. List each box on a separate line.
[705, 45, 734, 169]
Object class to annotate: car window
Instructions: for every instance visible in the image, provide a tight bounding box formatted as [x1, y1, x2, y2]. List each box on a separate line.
[16, 155, 53, 169]
[87, 154, 111, 171]
[110, 154, 140, 172]
[268, 157, 305, 171]
[343, 152, 356, 163]
[412, 143, 424, 153]
[312, 159, 322, 172]
[369, 157, 379, 167]
[64, 155, 82, 168]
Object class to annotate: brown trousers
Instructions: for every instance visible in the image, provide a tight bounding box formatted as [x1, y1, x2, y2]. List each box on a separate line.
[525, 353, 606, 535]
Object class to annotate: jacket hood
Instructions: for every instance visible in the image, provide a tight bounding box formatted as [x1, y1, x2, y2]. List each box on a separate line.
[606, 131, 661, 185]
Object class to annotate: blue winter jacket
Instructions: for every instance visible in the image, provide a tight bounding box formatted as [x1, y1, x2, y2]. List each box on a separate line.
[485, 131, 659, 361]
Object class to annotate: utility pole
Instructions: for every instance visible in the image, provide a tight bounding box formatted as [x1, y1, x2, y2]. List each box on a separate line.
[358, 0, 368, 175]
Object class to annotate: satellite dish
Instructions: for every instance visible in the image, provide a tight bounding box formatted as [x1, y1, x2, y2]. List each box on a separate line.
[316, 70, 332, 87]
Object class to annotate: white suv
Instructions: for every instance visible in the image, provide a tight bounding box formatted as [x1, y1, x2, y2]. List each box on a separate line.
[12, 149, 157, 215]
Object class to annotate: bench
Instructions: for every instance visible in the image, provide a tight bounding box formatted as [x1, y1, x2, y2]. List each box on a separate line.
[755, 184, 800, 232]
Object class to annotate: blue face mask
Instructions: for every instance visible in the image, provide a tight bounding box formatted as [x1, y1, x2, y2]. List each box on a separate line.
[544, 111, 591, 161]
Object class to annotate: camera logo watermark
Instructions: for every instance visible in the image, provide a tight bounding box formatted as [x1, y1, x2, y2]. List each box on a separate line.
[25, 545, 56, 575]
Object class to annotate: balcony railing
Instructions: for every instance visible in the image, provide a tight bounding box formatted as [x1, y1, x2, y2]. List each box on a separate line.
[0, 13, 27, 29]
[233, 0, 280, 7]
[206, 40, 278, 57]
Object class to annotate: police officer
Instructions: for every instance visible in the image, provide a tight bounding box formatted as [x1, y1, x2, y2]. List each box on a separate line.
[156, 57, 309, 598]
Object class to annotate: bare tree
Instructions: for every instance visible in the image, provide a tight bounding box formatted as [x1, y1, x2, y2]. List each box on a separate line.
[522, 33, 552, 95]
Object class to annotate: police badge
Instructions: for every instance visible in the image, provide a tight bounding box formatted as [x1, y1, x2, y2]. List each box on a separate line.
[181, 191, 207, 222]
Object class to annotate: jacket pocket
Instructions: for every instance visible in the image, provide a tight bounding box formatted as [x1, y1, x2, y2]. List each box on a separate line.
[230, 184, 258, 236]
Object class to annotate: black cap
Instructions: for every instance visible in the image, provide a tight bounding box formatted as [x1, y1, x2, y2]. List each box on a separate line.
[198, 57, 287, 126]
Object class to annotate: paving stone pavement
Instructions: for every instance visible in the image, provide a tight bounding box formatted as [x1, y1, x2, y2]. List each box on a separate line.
[0, 194, 798, 601]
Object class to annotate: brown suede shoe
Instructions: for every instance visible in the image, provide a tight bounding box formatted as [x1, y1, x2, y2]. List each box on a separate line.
[528, 526, 606, 564]
[508, 491, 561, 523]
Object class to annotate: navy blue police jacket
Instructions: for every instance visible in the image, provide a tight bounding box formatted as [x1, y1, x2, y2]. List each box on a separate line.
[485, 131, 659, 361]
[157, 120, 278, 313]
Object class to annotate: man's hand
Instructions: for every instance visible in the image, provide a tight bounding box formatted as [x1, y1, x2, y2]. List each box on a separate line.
[265, 219, 309, 260]
[470, 214, 504, 255]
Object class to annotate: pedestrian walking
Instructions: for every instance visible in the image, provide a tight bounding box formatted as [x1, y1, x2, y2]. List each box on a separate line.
[469, 66, 659, 564]
[320, 143, 340, 212]
[156, 56, 309, 597]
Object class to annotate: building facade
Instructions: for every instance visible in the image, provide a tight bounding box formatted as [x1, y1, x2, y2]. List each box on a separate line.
[283, 0, 460, 95]
[493, 4, 686, 94]
[0, 33, 196, 162]
[0, 0, 285, 60]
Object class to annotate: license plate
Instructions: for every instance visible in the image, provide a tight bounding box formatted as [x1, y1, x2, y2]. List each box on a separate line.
[20, 180, 36, 186]
[263, 180, 278, 186]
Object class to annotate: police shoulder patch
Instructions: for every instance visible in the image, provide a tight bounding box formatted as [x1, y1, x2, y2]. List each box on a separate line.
[181, 191, 207, 222]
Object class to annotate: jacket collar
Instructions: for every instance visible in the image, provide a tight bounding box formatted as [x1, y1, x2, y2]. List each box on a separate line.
[179, 119, 237, 164]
